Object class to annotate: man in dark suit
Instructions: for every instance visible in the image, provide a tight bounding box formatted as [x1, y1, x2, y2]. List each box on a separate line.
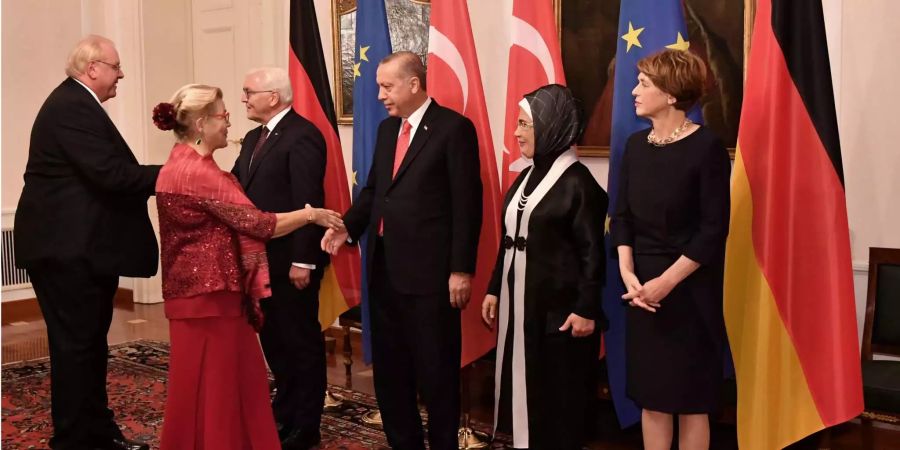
[14, 35, 159, 450]
[321, 51, 482, 450]
[232, 67, 328, 450]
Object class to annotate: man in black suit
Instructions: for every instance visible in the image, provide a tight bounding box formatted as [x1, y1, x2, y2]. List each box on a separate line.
[232, 67, 328, 450]
[321, 51, 482, 450]
[14, 35, 159, 450]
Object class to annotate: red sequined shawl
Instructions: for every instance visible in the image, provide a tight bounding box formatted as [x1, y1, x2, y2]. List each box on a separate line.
[156, 143, 275, 330]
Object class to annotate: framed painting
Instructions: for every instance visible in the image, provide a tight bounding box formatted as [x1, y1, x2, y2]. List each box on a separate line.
[558, 0, 754, 157]
[331, 0, 431, 125]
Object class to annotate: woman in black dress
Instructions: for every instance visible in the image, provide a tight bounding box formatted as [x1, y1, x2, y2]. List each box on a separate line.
[481, 84, 608, 450]
[610, 50, 731, 450]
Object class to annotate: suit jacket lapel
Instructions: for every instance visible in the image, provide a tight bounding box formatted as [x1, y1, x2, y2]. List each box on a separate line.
[391, 102, 438, 185]
[246, 111, 293, 186]
[238, 130, 256, 187]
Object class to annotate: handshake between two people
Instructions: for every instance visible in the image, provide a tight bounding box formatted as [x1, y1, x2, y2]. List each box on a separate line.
[318, 221, 474, 310]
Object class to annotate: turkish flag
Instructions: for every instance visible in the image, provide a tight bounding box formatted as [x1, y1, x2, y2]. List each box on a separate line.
[427, 0, 502, 368]
[502, 0, 567, 192]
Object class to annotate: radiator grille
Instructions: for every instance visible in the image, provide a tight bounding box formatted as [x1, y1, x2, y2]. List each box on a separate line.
[2, 228, 30, 288]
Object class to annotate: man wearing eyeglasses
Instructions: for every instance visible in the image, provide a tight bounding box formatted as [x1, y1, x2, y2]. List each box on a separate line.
[232, 67, 328, 450]
[14, 35, 160, 450]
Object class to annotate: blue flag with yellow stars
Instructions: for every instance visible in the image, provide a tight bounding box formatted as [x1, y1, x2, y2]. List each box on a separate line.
[352, 0, 392, 365]
[603, 0, 701, 428]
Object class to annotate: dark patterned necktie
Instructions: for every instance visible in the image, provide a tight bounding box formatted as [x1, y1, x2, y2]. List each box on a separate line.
[249, 126, 269, 170]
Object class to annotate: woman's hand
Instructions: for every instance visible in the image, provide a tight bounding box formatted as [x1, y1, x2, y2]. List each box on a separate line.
[559, 313, 595, 337]
[620, 270, 657, 313]
[481, 295, 498, 328]
[305, 203, 344, 230]
[639, 276, 676, 305]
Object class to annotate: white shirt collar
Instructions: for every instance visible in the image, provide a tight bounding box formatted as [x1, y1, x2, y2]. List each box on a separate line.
[402, 97, 432, 140]
[71, 77, 103, 107]
[264, 106, 292, 131]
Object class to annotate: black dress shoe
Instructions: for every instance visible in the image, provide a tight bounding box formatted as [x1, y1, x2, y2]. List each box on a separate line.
[107, 437, 150, 450]
[280, 430, 321, 450]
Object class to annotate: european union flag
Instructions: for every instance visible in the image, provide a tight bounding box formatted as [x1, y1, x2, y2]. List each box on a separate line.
[352, 0, 392, 365]
[603, 0, 699, 428]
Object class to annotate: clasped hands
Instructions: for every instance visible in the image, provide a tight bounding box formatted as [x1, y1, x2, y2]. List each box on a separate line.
[620, 271, 676, 313]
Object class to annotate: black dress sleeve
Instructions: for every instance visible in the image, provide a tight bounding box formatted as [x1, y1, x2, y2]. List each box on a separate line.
[486, 219, 506, 297]
[681, 137, 731, 265]
[570, 172, 609, 322]
[610, 138, 635, 249]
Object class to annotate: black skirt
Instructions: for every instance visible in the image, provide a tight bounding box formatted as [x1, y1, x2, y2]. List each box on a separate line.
[625, 253, 725, 414]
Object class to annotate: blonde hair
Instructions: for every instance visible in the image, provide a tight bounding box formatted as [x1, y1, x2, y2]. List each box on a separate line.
[168, 84, 223, 139]
[65, 35, 115, 78]
[636, 49, 707, 112]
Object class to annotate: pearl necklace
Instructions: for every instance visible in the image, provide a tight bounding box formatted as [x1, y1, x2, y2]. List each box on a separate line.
[647, 118, 694, 147]
[517, 190, 530, 211]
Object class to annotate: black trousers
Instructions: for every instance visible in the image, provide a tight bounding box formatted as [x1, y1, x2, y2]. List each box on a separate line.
[258, 273, 326, 448]
[27, 260, 123, 450]
[370, 238, 461, 450]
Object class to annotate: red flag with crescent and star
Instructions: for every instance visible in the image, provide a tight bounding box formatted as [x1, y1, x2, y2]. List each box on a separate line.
[501, 0, 566, 192]
[427, 0, 502, 367]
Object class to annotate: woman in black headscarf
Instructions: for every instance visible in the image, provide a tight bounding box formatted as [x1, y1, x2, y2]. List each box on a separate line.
[481, 84, 609, 450]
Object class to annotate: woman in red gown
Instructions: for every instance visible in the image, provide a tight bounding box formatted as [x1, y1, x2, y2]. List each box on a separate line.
[151, 84, 343, 450]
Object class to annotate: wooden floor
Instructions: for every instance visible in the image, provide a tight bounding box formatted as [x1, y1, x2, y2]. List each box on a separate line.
[2, 294, 899, 449]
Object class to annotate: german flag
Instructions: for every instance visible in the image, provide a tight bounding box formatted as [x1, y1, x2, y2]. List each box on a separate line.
[288, 0, 361, 329]
[724, 0, 863, 448]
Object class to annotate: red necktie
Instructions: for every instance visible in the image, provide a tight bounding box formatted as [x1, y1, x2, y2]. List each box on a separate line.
[249, 126, 269, 170]
[392, 120, 413, 178]
[380, 120, 413, 235]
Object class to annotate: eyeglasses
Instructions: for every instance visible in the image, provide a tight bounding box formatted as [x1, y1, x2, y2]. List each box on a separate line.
[242, 88, 275, 97]
[517, 119, 534, 130]
[91, 60, 122, 72]
[208, 111, 230, 122]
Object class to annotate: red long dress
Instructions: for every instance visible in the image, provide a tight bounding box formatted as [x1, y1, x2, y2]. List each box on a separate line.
[156, 143, 281, 450]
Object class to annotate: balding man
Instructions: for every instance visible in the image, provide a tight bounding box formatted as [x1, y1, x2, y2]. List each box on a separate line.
[15, 35, 159, 450]
[321, 51, 482, 450]
[232, 67, 328, 450]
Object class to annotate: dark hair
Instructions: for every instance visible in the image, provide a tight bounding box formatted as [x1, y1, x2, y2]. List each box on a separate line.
[636, 49, 707, 111]
[380, 51, 427, 91]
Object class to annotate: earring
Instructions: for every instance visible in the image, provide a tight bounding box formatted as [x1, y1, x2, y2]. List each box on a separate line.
[195, 137, 202, 145]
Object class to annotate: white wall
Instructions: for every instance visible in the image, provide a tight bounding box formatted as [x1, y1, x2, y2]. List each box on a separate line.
[1, 1, 84, 223]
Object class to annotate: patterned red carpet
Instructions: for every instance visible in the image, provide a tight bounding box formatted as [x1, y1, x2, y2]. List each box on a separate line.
[1, 340, 506, 450]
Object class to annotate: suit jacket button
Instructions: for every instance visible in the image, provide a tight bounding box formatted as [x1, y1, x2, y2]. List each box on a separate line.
[384, 197, 390, 203]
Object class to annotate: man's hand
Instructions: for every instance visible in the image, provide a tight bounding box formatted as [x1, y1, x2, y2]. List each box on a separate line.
[289, 266, 311, 290]
[481, 295, 498, 328]
[559, 313, 595, 337]
[449, 273, 472, 309]
[321, 228, 349, 255]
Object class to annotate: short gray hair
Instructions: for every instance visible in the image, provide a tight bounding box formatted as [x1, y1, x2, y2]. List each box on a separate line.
[246, 67, 293, 105]
[65, 35, 115, 78]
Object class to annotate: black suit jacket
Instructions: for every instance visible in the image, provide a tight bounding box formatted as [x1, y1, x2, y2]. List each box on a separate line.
[232, 109, 329, 282]
[343, 100, 482, 295]
[14, 78, 160, 277]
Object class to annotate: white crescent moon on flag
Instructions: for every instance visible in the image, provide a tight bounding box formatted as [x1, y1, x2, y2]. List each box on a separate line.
[510, 16, 556, 85]
[428, 26, 469, 111]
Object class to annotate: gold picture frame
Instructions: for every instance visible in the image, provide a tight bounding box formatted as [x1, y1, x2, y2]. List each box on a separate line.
[558, 0, 754, 157]
[331, 0, 431, 125]
[331, 0, 754, 158]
